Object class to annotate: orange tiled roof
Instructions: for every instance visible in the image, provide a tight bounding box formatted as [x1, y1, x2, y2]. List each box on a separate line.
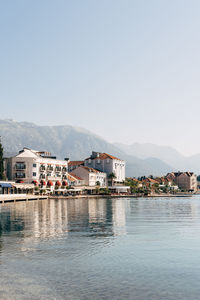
[86, 153, 121, 161]
[68, 161, 84, 166]
[143, 178, 159, 184]
[67, 174, 76, 182]
[69, 173, 83, 181]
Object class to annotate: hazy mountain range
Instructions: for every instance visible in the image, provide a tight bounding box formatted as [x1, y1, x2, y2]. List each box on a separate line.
[1, 119, 200, 177]
[115, 143, 200, 175]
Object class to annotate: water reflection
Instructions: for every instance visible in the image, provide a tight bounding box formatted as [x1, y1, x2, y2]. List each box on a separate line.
[1, 197, 200, 299]
[0, 198, 127, 242]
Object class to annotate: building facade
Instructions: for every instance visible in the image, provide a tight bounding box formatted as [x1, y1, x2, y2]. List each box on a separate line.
[84, 152, 125, 184]
[71, 166, 107, 187]
[68, 173, 85, 186]
[5, 148, 68, 191]
[166, 172, 197, 192]
[68, 161, 84, 173]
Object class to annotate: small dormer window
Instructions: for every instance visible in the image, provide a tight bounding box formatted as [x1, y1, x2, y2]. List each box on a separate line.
[88, 159, 91, 164]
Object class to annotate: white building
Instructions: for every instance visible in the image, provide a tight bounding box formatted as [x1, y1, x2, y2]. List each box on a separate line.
[5, 148, 68, 191]
[71, 166, 107, 187]
[84, 152, 125, 184]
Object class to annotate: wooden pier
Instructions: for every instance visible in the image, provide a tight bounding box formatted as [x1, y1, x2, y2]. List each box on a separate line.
[0, 194, 48, 203]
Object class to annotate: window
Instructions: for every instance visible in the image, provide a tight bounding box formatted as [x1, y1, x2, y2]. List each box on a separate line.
[33, 163, 37, 168]
[15, 172, 25, 178]
[33, 172, 37, 177]
[15, 163, 26, 170]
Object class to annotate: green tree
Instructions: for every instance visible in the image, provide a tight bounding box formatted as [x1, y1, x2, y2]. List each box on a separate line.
[108, 172, 116, 186]
[0, 139, 5, 180]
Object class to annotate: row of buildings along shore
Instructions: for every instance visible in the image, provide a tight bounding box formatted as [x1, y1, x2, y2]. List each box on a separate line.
[0, 148, 127, 194]
[127, 171, 198, 195]
[0, 147, 198, 195]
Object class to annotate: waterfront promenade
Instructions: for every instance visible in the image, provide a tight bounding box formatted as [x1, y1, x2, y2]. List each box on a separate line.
[0, 193, 193, 204]
[0, 194, 48, 203]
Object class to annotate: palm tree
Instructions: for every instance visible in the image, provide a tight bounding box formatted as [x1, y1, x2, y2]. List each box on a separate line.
[108, 172, 116, 186]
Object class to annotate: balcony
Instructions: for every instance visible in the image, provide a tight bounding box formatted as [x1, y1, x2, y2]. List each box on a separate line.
[62, 168, 67, 173]
[15, 173, 26, 179]
[47, 167, 54, 171]
[40, 174, 46, 179]
[55, 167, 62, 172]
[40, 166, 46, 171]
[15, 164, 26, 170]
[46, 176, 56, 181]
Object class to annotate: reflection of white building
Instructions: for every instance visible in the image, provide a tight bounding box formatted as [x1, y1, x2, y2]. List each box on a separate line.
[29, 200, 69, 240]
[88, 198, 107, 223]
[5, 148, 68, 191]
[112, 199, 126, 235]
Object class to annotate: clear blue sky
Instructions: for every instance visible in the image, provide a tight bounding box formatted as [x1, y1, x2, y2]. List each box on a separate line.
[0, 0, 200, 155]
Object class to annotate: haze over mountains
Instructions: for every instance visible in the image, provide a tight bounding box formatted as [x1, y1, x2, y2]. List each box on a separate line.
[1, 119, 200, 177]
[115, 143, 200, 175]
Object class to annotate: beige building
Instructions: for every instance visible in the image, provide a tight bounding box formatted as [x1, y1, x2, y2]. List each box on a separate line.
[5, 148, 68, 191]
[166, 172, 197, 192]
[68, 173, 85, 186]
[71, 166, 107, 187]
[68, 161, 84, 173]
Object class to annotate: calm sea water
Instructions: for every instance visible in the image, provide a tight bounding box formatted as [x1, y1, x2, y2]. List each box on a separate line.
[0, 196, 200, 299]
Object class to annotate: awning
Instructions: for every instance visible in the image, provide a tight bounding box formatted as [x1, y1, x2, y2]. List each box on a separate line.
[12, 183, 35, 189]
[0, 183, 12, 188]
[84, 186, 97, 190]
[66, 188, 82, 192]
[108, 186, 130, 189]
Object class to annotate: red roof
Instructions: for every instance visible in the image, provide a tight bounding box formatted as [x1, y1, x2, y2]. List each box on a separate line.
[86, 153, 121, 161]
[68, 161, 84, 166]
[143, 178, 159, 184]
[68, 174, 76, 182]
[69, 173, 83, 180]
